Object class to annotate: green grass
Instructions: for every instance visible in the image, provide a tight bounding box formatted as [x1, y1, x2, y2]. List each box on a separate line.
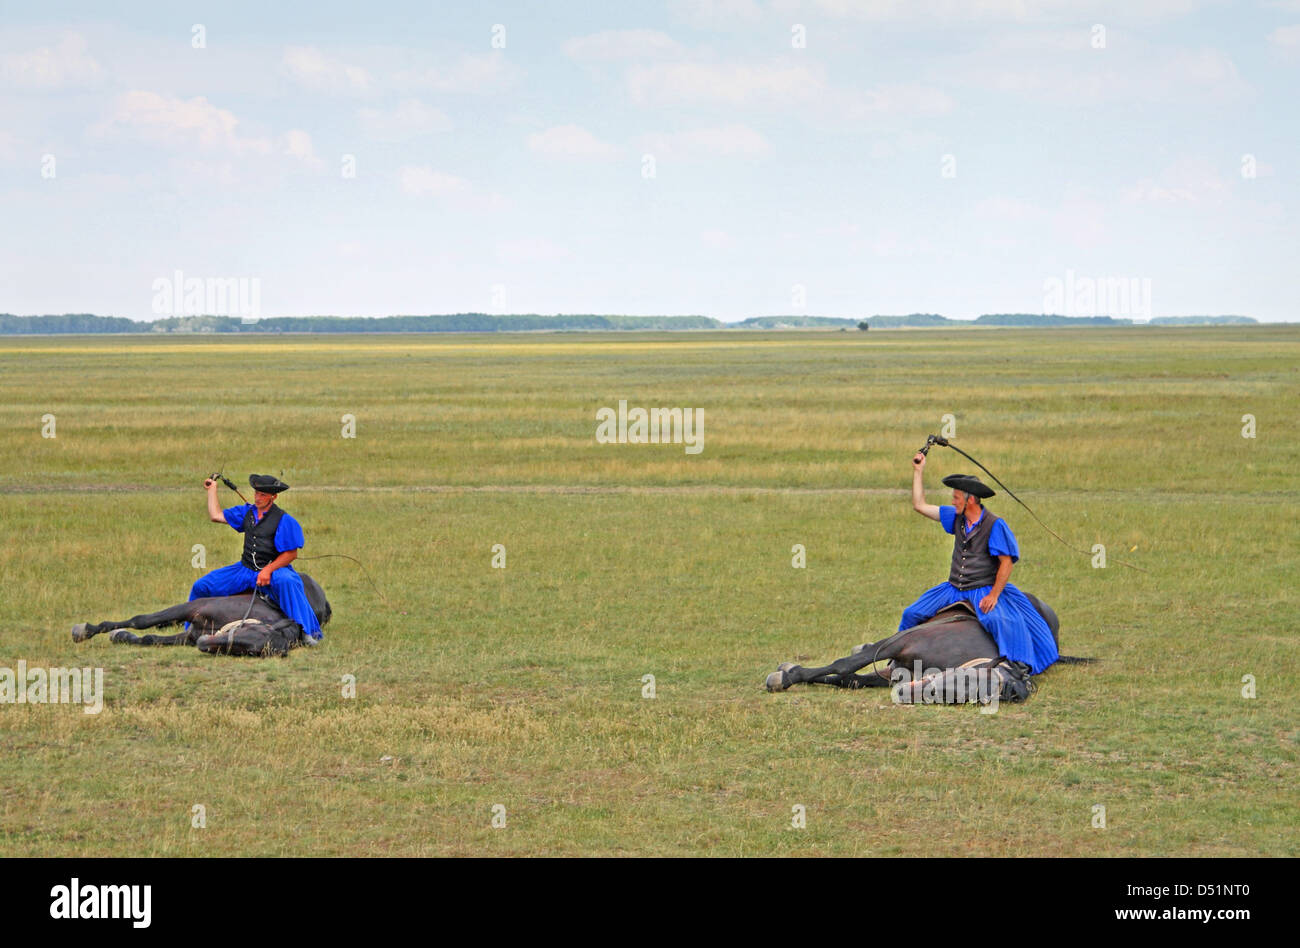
[0, 327, 1296, 855]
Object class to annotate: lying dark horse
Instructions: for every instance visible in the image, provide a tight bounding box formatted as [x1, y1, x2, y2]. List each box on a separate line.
[71, 574, 331, 657]
[766, 593, 1073, 703]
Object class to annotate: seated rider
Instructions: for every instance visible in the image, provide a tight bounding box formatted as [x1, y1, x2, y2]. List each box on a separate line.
[190, 473, 322, 645]
[904, 451, 1057, 674]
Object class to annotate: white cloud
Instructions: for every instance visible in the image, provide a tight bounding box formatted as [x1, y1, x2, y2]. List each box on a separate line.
[281, 129, 322, 167]
[677, 0, 1197, 29]
[1123, 159, 1231, 206]
[358, 100, 453, 141]
[626, 60, 951, 117]
[668, 0, 765, 29]
[0, 33, 102, 89]
[282, 45, 517, 98]
[996, 27, 1249, 103]
[527, 124, 621, 160]
[642, 124, 770, 159]
[400, 166, 469, 197]
[94, 91, 271, 154]
[1267, 24, 1300, 48]
[867, 232, 935, 257]
[628, 61, 825, 108]
[496, 237, 574, 263]
[564, 30, 685, 62]
[283, 46, 374, 94]
[395, 54, 518, 94]
[854, 84, 954, 116]
[699, 228, 736, 249]
[973, 196, 1045, 221]
[866, 129, 945, 160]
[399, 165, 507, 211]
[792, 0, 1210, 23]
[92, 91, 321, 167]
[947, 36, 1248, 105]
[957, 27, 1093, 53]
[1051, 189, 1108, 246]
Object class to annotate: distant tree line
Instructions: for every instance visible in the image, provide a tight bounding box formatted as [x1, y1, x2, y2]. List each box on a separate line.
[0, 312, 1259, 334]
[864, 313, 1257, 328]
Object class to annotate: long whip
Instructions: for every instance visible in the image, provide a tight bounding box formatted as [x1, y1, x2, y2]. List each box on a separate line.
[918, 435, 1147, 573]
[206, 470, 391, 604]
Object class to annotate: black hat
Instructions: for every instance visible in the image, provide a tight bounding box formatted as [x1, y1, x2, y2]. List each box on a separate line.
[942, 473, 994, 499]
[249, 474, 290, 494]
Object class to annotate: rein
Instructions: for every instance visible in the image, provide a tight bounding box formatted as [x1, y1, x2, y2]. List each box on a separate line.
[215, 569, 270, 653]
[870, 609, 969, 683]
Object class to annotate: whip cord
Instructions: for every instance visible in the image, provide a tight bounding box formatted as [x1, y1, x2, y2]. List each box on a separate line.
[294, 553, 390, 605]
[927, 438, 1148, 574]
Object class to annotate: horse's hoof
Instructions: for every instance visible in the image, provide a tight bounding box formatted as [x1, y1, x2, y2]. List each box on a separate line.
[766, 670, 791, 692]
[109, 629, 135, 644]
[851, 643, 868, 655]
[777, 662, 796, 672]
[71, 623, 88, 643]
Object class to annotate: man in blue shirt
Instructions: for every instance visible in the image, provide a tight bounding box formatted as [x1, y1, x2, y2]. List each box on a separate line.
[189, 473, 323, 644]
[903, 452, 1057, 674]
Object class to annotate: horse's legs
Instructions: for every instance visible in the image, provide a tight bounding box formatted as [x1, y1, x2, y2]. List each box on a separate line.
[768, 651, 894, 691]
[109, 628, 196, 646]
[73, 603, 197, 642]
[779, 650, 887, 687]
[768, 626, 944, 691]
[805, 672, 889, 690]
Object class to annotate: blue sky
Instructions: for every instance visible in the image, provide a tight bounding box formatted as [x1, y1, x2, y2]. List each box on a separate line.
[2, 0, 1297, 321]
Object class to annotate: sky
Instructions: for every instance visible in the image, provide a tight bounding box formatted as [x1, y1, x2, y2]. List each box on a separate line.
[1, 0, 1297, 322]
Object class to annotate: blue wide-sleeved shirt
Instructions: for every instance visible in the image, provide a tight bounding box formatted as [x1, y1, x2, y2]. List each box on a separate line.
[938, 505, 1018, 561]
[222, 504, 306, 554]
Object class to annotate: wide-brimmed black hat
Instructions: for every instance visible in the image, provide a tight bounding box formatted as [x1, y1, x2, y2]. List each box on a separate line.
[249, 474, 290, 494]
[942, 473, 995, 499]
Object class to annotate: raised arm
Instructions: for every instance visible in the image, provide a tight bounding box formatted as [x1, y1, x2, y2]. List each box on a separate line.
[911, 452, 941, 522]
[203, 479, 227, 523]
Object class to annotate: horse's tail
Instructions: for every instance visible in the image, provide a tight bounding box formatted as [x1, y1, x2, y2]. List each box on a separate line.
[1054, 655, 1097, 665]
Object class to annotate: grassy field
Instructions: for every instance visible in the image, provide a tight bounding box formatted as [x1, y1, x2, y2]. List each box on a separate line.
[0, 327, 1296, 856]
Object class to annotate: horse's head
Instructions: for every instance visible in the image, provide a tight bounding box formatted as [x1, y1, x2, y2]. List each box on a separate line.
[300, 573, 332, 627]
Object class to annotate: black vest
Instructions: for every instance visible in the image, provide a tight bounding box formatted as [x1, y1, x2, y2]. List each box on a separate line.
[949, 507, 1001, 590]
[241, 505, 285, 570]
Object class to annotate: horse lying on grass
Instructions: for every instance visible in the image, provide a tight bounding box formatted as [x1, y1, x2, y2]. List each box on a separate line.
[766, 594, 1089, 705]
[71, 574, 331, 657]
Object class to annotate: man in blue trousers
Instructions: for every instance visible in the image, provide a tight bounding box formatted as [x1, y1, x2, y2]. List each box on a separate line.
[904, 451, 1056, 674]
[191, 473, 322, 644]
